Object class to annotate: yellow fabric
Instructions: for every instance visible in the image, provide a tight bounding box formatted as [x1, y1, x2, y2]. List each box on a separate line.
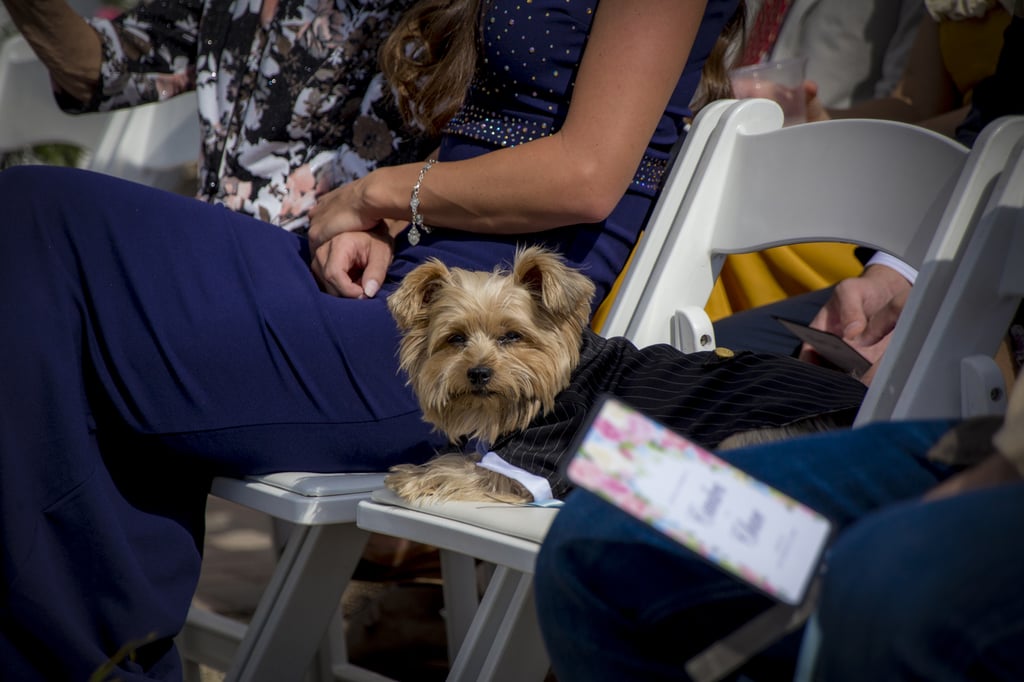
[705, 243, 862, 321]
[938, 6, 1010, 101]
[592, 239, 862, 330]
[591, 240, 638, 333]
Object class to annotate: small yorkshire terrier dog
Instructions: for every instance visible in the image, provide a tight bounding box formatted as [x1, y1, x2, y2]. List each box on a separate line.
[385, 246, 591, 503]
[386, 247, 867, 504]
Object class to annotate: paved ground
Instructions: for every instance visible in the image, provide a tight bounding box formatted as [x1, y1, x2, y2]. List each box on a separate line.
[193, 496, 451, 681]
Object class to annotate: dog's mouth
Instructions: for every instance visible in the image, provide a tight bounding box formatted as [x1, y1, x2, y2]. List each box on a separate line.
[469, 387, 495, 397]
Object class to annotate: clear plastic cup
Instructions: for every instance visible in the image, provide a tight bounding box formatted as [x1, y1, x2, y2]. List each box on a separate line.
[729, 56, 808, 127]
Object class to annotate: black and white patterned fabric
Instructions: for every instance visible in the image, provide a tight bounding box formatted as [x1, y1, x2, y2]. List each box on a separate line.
[66, 0, 430, 231]
[492, 330, 867, 498]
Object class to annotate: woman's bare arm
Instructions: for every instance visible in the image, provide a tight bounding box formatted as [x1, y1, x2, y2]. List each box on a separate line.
[2, 0, 101, 103]
[308, 0, 710, 246]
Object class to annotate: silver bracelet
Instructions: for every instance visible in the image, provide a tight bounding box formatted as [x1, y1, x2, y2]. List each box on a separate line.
[408, 158, 437, 246]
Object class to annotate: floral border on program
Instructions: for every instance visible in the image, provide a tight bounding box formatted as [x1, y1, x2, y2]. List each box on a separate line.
[568, 400, 824, 599]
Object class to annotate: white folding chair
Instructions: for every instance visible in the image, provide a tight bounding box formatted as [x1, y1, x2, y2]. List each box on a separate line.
[177, 472, 395, 682]
[175, 99, 736, 682]
[355, 101, 1024, 682]
[858, 119, 1024, 423]
[87, 89, 200, 191]
[602, 99, 972, 351]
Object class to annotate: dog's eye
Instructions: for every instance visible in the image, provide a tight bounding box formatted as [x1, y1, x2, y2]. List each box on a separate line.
[498, 331, 522, 345]
[447, 333, 466, 346]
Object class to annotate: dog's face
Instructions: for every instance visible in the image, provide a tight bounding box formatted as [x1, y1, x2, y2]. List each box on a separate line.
[388, 246, 596, 444]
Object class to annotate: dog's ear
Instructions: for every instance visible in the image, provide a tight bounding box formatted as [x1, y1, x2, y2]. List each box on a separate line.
[512, 246, 595, 328]
[388, 258, 451, 331]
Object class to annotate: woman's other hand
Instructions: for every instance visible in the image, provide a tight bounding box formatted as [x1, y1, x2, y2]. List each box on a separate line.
[307, 171, 392, 253]
[310, 226, 394, 299]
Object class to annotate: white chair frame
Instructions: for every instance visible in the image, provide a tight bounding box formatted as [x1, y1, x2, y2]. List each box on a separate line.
[178, 98, 737, 682]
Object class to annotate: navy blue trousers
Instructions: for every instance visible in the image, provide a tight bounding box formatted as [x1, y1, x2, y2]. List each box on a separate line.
[0, 166, 455, 680]
[713, 287, 836, 357]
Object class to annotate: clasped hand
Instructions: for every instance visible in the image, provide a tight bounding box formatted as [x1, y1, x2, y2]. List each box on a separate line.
[307, 175, 398, 299]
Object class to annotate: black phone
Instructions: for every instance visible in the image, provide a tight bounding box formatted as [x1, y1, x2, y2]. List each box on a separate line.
[773, 316, 872, 378]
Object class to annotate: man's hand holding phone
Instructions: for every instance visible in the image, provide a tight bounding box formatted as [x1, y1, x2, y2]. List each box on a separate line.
[797, 264, 913, 384]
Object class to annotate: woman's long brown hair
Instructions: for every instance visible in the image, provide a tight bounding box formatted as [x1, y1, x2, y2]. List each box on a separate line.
[381, 0, 747, 136]
[379, 0, 484, 137]
[691, 0, 747, 114]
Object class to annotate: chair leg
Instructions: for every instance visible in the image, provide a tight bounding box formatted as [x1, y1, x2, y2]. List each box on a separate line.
[179, 606, 249, 675]
[181, 655, 204, 682]
[225, 522, 372, 682]
[440, 550, 480, 661]
[475, 576, 549, 682]
[315, 610, 399, 682]
[792, 612, 822, 682]
[446, 566, 548, 682]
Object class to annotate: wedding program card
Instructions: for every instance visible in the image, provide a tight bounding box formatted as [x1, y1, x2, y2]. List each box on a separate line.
[566, 397, 833, 605]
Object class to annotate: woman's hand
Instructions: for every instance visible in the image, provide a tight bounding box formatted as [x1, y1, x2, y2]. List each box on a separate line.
[310, 226, 394, 299]
[307, 172, 390, 253]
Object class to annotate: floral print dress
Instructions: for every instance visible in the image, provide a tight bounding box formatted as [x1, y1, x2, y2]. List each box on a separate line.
[66, 0, 430, 231]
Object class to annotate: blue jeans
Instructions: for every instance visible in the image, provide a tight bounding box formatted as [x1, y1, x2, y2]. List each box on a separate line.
[817, 479, 1024, 680]
[534, 420, 958, 681]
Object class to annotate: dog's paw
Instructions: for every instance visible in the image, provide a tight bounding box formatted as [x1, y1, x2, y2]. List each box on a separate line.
[385, 453, 533, 504]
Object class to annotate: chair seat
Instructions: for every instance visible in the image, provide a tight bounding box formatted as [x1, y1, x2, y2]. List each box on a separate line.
[358, 489, 557, 573]
[210, 472, 388, 526]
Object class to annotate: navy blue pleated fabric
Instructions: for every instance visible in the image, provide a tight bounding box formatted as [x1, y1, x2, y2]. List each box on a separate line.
[0, 166, 449, 680]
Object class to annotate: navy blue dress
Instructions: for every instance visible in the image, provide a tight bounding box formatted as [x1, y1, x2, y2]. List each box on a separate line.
[0, 0, 738, 678]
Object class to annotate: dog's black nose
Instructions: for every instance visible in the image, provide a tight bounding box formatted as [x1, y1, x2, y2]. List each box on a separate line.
[467, 366, 492, 386]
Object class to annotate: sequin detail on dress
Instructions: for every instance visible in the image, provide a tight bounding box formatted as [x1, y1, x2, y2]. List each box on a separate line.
[444, 104, 668, 191]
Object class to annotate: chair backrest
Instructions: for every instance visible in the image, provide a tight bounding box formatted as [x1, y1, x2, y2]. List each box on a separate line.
[0, 33, 200, 191]
[88, 89, 201, 190]
[352, 105, 1024, 682]
[601, 98, 970, 351]
[865, 127, 1024, 423]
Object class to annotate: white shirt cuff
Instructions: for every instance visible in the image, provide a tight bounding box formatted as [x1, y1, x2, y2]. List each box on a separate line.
[476, 451, 554, 502]
[866, 251, 918, 285]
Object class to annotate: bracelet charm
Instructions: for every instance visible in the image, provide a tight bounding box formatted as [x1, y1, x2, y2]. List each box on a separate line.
[408, 159, 437, 245]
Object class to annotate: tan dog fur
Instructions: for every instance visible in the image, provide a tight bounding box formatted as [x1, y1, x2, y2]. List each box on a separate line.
[385, 246, 837, 503]
[385, 247, 593, 503]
